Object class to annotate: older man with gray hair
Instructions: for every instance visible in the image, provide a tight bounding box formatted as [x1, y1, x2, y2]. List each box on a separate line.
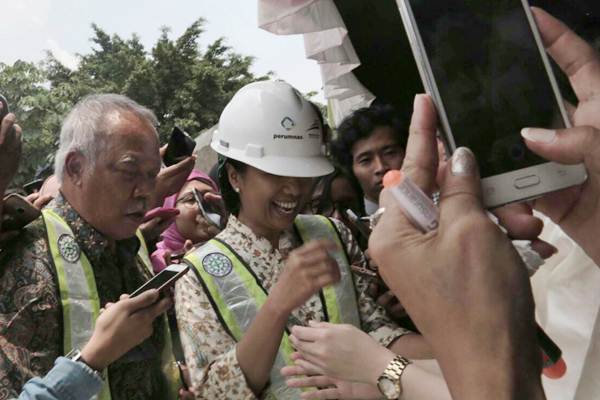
[0, 94, 186, 399]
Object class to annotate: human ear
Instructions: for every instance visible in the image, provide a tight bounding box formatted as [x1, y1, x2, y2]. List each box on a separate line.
[226, 164, 242, 193]
[64, 152, 86, 186]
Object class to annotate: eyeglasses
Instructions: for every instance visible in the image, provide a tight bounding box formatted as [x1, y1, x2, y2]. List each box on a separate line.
[175, 193, 198, 208]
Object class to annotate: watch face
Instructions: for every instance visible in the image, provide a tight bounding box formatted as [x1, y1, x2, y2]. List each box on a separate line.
[379, 377, 400, 399]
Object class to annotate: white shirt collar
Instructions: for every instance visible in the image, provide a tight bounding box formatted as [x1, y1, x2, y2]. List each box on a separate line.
[364, 197, 379, 216]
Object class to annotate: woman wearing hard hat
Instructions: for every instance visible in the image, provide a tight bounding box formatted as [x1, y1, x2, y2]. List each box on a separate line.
[174, 81, 430, 399]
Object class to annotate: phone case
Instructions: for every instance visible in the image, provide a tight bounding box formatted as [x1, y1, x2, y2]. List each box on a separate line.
[2, 194, 41, 230]
[163, 126, 196, 166]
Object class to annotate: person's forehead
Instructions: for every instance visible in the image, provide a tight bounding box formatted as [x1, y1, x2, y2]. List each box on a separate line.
[102, 111, 160, 161]
[351, 126, 400, 156]
[181, 180, 213, 193]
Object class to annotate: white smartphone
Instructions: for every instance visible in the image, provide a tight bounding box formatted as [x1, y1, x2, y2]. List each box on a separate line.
[396, 0, 586, 208]
[130, 264, 189, 297]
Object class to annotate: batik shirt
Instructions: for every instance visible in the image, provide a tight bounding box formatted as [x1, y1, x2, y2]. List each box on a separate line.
[175, 215, 410, 399]
[0, 194, 171, 400]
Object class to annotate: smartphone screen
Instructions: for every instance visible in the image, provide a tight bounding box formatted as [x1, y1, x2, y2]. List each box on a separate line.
[130, 265, 189, 297]
[407, 0, 566, 178]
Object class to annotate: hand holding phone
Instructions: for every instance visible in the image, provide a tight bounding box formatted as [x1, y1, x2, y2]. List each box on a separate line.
[130, 264, 190, 298]
[193, 189, 224, 229]
[80, 290, 172, 371]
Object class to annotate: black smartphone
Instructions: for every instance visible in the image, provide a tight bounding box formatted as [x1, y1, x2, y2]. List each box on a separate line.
[23, 179, 45, 194]
[193, 188, 223, 229]
[2, 193, 41, 230]
[163, 126, 196, 167]
[0, 95, 9, 123]
[130, 264, 190, 297]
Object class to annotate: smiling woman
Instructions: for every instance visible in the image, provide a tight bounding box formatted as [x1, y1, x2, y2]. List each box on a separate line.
[173, 80, 427, 400]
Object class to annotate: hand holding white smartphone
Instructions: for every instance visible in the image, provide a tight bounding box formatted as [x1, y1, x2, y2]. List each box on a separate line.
[396, 0, 586, 208]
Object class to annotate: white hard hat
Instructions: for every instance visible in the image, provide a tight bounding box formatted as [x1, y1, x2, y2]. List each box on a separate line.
[211, 80, 334, 178]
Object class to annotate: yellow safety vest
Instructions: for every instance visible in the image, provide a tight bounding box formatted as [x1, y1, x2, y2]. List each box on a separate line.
[184, 214, 361, 399]
[42, 209, 181, 400]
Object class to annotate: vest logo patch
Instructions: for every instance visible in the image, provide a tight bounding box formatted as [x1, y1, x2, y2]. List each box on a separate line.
[202, 253, 233, 277]
[57, 234, 81, 263]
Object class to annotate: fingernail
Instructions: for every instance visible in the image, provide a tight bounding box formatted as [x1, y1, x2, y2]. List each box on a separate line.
[383, 170, 403, 188]
[413, 93, 427, 109]
[451, 147, 476, 176]
[521, 128, 556, 143]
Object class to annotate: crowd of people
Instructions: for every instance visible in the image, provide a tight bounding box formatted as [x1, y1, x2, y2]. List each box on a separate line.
[1, 7, 600, 400]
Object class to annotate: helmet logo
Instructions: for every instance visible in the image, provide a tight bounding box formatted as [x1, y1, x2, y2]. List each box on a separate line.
[281, 117, 295, 131]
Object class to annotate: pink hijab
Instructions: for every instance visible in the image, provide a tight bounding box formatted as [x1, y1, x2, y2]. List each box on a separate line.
[151, 169, 218, 272]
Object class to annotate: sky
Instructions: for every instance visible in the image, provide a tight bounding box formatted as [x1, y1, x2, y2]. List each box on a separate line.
[1, 0, 324, 101]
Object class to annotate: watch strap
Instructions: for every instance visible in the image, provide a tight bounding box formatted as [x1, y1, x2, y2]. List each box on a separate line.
[65, 348, 105, 380]
[378, 355, 412, 398]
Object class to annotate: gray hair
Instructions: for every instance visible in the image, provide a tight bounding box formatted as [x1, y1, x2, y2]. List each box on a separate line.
[54, 94, 159, 183]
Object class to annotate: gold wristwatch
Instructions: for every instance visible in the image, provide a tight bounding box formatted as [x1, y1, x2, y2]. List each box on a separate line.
[377, 355, 412, 399]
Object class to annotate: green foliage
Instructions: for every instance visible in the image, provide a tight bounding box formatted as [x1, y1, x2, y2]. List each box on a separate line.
[1, 18, 271, 186]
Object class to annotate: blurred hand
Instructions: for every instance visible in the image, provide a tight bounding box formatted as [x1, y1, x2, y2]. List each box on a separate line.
[80, 290, 172, 370]
[178, 388, 196, 400]
[140, 208, 180, 243]
[369, 95, 543, 399]
[25, 192, 54, 210]
[290, 321, 395, 384]
[203, 191, 227, 221]
[520, 8, 600, 265]
[269, 240, 340, 314]
[0, 113, 22, 192]
[491, 203, 557, 259]
[177, 363, 196, 400]
[282, 364, 383, 400]
[193, 213, 221, 240]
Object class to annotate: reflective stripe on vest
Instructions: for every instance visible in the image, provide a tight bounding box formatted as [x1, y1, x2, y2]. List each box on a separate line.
[43, 209, 180, 400]
[184, 215, 360, 399]
[294, 215, 361, 327]
[135, 231, 182, 400]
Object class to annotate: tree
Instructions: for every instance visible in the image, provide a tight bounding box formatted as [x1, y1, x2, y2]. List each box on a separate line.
[1, 18, 271, 186]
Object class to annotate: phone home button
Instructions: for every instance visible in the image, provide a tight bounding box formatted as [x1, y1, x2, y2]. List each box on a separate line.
[514, 175, 541, 189]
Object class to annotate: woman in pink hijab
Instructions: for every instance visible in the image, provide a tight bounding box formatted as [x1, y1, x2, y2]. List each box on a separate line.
[151, 169, 222, 272]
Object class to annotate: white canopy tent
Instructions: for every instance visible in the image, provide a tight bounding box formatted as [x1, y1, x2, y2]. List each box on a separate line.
[259, 0, 375, 128]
